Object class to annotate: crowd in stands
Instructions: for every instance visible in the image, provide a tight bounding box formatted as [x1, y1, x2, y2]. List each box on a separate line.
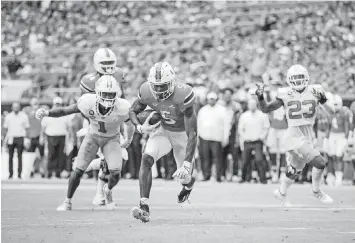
[2, 1, 355, 102]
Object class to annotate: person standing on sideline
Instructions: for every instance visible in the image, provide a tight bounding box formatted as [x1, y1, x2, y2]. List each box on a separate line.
[23, 98, 45, 178]
[3, 102, 30, 179]
[197, 92, 229, 182]
[218, 88, 242, 180]
[238, 98, 270, 183]
[41, 97, 71, 179]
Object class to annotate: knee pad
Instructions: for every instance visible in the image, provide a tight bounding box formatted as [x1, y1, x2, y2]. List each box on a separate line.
[142, 153, 154, 168]
[312, 156, 326, 170]
[109, 169, 121, 178]
[73, 168, 85, 178]
[285, 165, 301, 180]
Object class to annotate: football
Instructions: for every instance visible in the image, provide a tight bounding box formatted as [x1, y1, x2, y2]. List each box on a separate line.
[137, 110, 162, 125]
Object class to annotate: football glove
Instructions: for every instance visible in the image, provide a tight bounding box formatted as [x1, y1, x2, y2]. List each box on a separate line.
[255, 82, 265, 100]
[173, 161, 191, 183]
[311, 88, 327, 104]
[35, 108, 49, 119]
[137, 111, 161, 134]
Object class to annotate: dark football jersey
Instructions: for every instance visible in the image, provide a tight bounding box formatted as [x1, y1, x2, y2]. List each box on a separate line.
[138, 82, 195, 132]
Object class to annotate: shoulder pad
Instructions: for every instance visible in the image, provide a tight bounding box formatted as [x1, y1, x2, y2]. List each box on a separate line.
[80, 73, 97, 93]
[115, 99, 131, 115]
[77, 93, 96, 113]
[113, 68, 125, 82]
[174, 82, 194, 103]
[276, 87, 291, 100]
[138, 82, 151, 100]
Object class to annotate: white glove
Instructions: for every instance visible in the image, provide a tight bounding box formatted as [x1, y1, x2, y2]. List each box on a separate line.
[173, 161, 191, 183]
[76, 127, 89, 137]
[137, 111, 161, 134]
[35, 108, 49, 119]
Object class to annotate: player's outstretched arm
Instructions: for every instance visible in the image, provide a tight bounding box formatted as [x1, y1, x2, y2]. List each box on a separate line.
[183, 105, 198, 163]
[258, 98, 284, 113]
[36, 104, 80, 119]
[255, 83, 283, 113]
[129, 99, 147, 127]
[121, 120, 135, 149]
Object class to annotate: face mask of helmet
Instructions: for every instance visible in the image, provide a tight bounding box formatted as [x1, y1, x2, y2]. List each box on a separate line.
[288, 74, 308, 91]
[150, 82, 174, 100]
[98, 91, 117, 108]
[99, 61, 116, 75]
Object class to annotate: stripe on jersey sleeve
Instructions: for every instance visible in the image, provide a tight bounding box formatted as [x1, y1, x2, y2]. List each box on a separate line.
[80, 81, 94, 93]
[184, 90, 195, 106]
[137, 88, 142, 100]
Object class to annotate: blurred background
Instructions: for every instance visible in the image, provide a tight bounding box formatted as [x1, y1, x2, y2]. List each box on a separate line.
[1, 1, 355, 185]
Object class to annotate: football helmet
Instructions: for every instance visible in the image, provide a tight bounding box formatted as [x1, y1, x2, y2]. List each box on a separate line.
[93, 48, 117, 75]
[286, 64, 309, 91]
[147, 62, 175, 100]
[95, 75, 121, 108]
[333, 94, 343, 111]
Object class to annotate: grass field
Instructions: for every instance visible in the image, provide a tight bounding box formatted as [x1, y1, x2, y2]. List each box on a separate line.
[2, 179, 355, 243]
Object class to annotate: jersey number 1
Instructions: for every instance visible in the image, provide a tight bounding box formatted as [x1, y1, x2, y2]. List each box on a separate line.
[98, 121, 107, 133]
[288, 100, 316, 119]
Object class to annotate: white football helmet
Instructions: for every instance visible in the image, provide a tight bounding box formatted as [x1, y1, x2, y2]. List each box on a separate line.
[93, 48, 117, 75]
[147, 62, 175, 100]
[333, 94, 343, 111]
[286, 64, 309, 91]
[95, 75, 121, 108]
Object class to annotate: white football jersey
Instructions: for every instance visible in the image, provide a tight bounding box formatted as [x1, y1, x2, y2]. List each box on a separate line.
[77, 94, 130, 137]
[277, 84, 324, 127]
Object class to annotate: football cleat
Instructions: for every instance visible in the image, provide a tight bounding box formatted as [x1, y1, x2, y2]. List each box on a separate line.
[56, 199, 72, 211]
[273, 189, 291, 207]
[131, 203, 150, 223]
[103, 184, 116, 208]
[177, 177, 196, 203]
[313, 190, 333, 204]
[92, 193, 105, 206]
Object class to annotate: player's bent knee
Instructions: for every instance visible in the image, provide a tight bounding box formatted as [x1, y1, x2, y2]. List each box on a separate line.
[310, 155, 326, 170]
[142, 153, 154, 168]
[73, 168, 85, 178]
[109, 169, 121, 178]
[285, 165, 301, 180]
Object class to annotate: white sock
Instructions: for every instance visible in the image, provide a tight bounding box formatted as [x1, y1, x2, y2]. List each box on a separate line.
[312, 167, 323, 192]
[279, 177, 294, 195]
[140, 197, 149, 205]
[103, 183, 110, 193]
[335, 171, 343, 184]
[66, 198, 71, 203]
[97, 179, 105, 195]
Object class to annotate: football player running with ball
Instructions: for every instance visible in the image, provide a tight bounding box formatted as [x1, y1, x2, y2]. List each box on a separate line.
[255, 64, 333, 206]
[129, 62, 198, 222]
[36, 75, 135, 211]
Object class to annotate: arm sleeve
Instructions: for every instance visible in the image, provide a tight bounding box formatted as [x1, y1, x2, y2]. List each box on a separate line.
[180, 90, 196, 112]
